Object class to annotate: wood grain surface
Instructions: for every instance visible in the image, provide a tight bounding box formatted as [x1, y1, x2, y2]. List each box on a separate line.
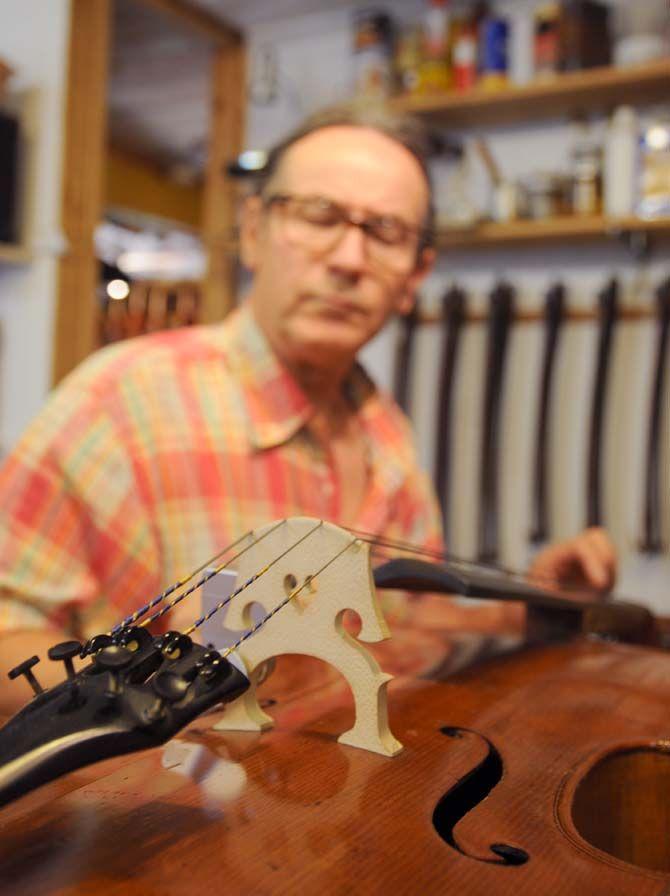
[2, 640, 670, 895]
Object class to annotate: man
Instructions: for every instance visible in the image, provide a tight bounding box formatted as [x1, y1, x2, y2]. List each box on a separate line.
[0, 104, 615, 713]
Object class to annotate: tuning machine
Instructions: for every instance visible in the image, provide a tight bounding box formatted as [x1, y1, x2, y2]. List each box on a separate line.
[157, 631, 193, 660]
[7, 655, 44, 696]
[48, 641, 82, 680]
[91, 644, 134, 697]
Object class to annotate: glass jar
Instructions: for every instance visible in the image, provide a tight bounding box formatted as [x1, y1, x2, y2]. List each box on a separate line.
[523, 172, 568, 219]
[571, 141, 602, 216]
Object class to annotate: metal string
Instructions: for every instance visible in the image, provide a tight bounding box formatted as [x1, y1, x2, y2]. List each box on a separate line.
[220, 536, 359, 657]
[141, 520, 290, 629]
[111, 529, 255, 634]
[105, 516, 617, 658]
[348, 527, 615, 604]
[183, 520, 324, 636]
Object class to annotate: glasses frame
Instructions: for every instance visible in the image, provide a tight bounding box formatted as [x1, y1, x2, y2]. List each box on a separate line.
[262, 192, 430, 272]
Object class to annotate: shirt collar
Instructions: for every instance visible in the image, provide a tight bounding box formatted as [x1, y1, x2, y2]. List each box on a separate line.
[223, 303, 378, 451]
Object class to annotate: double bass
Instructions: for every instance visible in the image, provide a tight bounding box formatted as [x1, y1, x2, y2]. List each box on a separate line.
[0, 517, 668, 895]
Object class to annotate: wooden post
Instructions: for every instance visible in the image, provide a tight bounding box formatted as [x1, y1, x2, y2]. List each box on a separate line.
[52, 0, 111, 384]
[201, 41, 245, 324]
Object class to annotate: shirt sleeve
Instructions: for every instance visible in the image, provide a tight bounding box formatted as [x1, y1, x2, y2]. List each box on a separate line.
[0, 368, 161, 635]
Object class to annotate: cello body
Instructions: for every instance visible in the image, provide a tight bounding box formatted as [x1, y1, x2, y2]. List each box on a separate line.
[2, 634, 670, 895]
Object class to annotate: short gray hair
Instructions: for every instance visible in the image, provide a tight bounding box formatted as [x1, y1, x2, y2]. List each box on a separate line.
[255, 99, 436, 251]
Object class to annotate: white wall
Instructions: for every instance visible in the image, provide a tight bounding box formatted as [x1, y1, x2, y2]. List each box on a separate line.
[0, 0, 70, 452]
[244, 0, 670, 611]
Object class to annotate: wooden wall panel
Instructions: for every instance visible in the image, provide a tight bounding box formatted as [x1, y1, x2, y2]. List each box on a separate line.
[52, 0, 111, 384]
[106, 147, 202, 230]
[201, 41, 245, 323]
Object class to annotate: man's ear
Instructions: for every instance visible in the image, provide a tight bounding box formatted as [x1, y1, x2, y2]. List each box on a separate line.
[396, 247, 436, 315]
[239, 195, 264, 272]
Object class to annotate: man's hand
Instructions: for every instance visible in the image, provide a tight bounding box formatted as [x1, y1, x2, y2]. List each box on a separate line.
[528, 527, 617, 596]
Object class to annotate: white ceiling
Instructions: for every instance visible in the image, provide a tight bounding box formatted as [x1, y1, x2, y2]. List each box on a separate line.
[108, 0, 359, 177]
[187, 0, 355, 29]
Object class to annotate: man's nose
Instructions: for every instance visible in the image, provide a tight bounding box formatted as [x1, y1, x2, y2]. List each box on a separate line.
[325, 222, 368, 274]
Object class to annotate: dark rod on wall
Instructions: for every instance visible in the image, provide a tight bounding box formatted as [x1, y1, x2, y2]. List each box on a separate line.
[393, 302, 420, 416]
[529, 282, 566, 546]
[640, 276, 670, 553]
[434, 284, 467, 543]
[477, 280, 515, 564]
[586, 277, 619, 528]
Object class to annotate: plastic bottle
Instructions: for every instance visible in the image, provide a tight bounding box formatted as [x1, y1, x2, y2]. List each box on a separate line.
[419, 0, 452, 92]
[604, 106, 639, 218]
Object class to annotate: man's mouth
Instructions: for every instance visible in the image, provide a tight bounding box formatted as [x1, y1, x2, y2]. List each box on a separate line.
[303, 295, 364, 318]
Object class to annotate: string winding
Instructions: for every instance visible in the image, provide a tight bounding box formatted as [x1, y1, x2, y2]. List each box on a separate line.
[103, 520, 616, 658]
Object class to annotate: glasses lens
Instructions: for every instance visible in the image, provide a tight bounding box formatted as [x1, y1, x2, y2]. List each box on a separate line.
[270, 194, 419, 272]
[277, 196, 344, 252]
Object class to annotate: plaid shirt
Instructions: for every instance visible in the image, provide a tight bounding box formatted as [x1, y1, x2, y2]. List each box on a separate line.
[0, 304, 442, 635]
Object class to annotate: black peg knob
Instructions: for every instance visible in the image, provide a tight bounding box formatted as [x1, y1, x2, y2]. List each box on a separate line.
[48, 640, 82, 680]
[157, 631, 192, 659]
[195, 650, 220, 670]
[153, 671, 191, 703]
[114, 626, 153, 652]
[93, 644, 133, 696]
[8, 655, 44, 695]
[93, 644, 133, 671]
[82, 633, 114, 656]
[198, 656, 230, 686]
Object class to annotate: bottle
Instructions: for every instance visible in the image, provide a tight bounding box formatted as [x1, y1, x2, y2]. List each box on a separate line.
[395, 25, 423, 95]
[572, 138, 602, 216]
[452, 17, 477, 91]
[352, 10, 394, 97]
[604, 106, 638, 218]
[419, 0, 452, 92]
[534, 2, 561, 78]
[478, 15, 509, 90]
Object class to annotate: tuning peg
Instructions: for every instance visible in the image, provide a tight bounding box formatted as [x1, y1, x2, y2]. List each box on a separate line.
[82, 633, 115, 656]
[195, 650, 220, 670]
[153, 671, 191, 703]
[8, 655, 44, 695]
[47, 641, 82, 680]
[92, 644, 134, 696]
[113, 626, 153, 652]
[156, 631, 193, 660]
[141, 670, 192, 724]
[197, 655, 230, 687]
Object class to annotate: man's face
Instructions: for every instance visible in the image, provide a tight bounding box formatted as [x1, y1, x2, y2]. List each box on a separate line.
[242, 126, 433, 371]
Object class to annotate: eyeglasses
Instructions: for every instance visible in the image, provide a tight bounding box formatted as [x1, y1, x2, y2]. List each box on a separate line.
[263, 193, 428, 273]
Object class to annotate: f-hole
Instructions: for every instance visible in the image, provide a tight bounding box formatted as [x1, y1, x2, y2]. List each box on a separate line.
[432, 726, 530, 866]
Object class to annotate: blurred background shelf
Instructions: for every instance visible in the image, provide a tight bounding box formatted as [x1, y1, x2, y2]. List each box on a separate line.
[393, 59, 670, 128]
[437, 215, 670, 249]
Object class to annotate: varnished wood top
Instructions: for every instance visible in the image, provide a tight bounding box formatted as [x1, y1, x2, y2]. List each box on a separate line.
[2, 638, 670, 895]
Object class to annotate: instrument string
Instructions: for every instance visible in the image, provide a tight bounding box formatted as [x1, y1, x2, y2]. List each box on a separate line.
[142, 520, 291, 630]
[106, 517, 620, 656]
[221, 536, 360, 657]
[348, 527, 611, 604]
[183, 520, 325, 636]
[111, 529, 255, 634]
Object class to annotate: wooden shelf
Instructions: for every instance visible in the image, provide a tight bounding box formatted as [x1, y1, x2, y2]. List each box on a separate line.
[437, 215, 670, 250]
[0, 243, 30, 264]
[393, 59, 670, 128]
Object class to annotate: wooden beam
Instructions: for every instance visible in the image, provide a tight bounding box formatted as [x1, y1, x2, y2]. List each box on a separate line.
[106, 147, 202, 230]
[133, 0, 241, 47]
[201, 42, 245, 323]
[53, 0, 111, 384]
